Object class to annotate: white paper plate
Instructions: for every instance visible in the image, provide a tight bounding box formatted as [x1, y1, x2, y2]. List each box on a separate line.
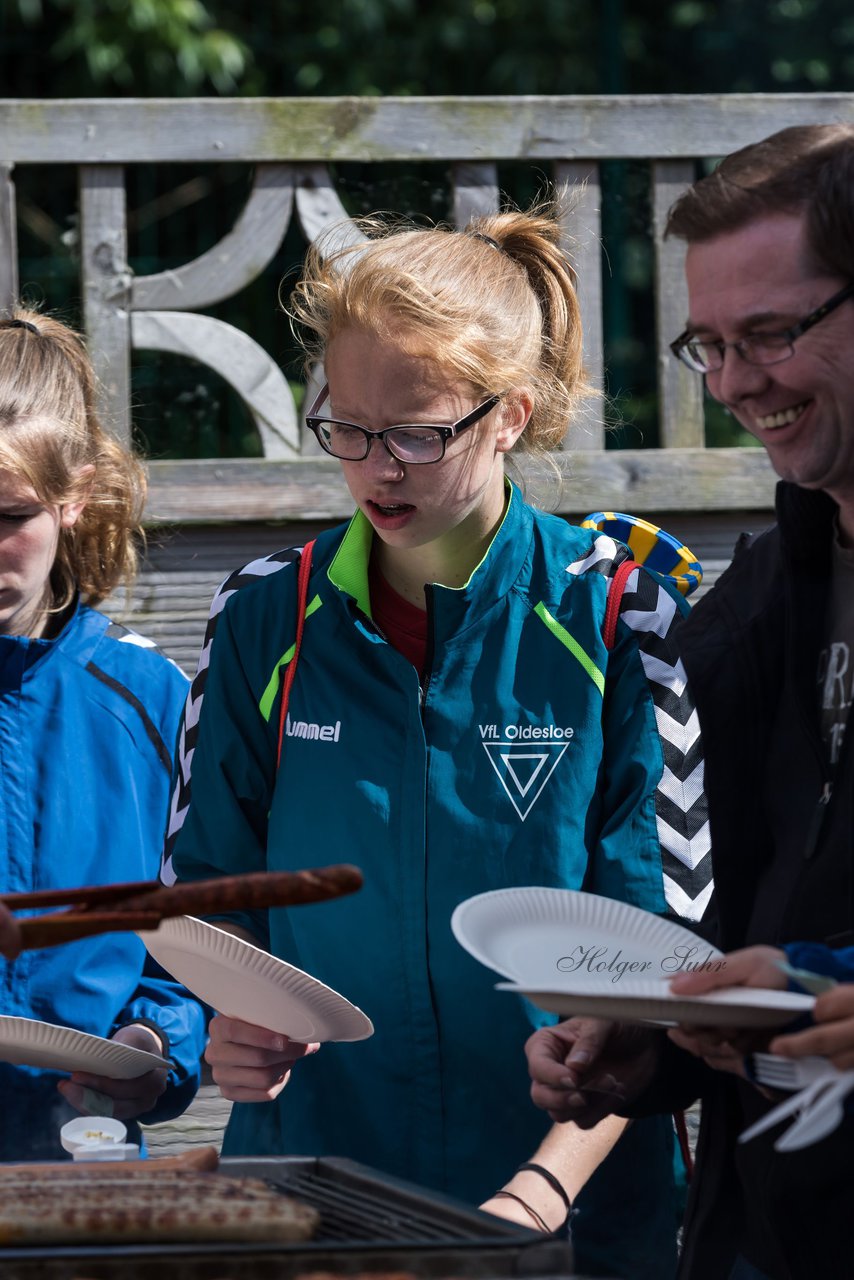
[451, 887, 724, 987]
[139, 916, 374, 1043]
[498, 979, 816, 1029]
[0, 1017, 171, 1078]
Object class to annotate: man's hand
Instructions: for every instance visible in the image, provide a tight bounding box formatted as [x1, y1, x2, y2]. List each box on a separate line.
[771, 986, 854, 1070]
[664, 945, 788, 1078]
[526, 1017, 660, 1125]
[669, 945, 787, 997]
[57, 1023, 169, 1121]
[665, 1025, 756, 1077]
[205, 1014, 320, 1102]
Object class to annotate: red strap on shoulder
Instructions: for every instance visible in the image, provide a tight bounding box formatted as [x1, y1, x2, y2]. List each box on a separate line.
[602, 557, 636, 651]
[276, 540, 316, 768]
[674, 1108, 695, 1182]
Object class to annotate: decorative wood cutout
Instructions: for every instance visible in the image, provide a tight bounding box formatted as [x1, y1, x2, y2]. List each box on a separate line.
[294, 164, 367, 255]
[131, 311, 300, 458]
[131, 165, 295, 311]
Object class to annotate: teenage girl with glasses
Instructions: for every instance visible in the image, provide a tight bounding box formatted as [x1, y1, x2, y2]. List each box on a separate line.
[164, 203, 710, 1280]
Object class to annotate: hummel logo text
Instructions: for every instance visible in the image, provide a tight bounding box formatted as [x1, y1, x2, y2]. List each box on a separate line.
[285, 712, 341, 742]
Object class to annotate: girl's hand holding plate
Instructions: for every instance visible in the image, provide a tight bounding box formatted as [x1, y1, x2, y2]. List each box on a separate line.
[205, 1014, 320, 1102]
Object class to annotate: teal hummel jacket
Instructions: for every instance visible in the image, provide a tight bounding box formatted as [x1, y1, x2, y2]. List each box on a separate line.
[165, 484, 711, 1279]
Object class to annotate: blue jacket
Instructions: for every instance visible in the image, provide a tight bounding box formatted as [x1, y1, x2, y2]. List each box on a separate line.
[784, 941, 854, 983]
[0, 602, 207, 1159]
[166, 486, 711, 1278]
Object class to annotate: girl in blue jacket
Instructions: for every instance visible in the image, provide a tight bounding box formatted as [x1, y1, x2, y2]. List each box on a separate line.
[165, 203, 711, 1278]
[0, 310, 206, 1158]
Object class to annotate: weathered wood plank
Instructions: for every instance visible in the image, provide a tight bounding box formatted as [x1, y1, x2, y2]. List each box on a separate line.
[522, 446, 777, 512]
[79, 165, 131, 443]
[145, 458, 353, 523]
[143, 448, 776, 523]
[0, 164, 17, 311]
[1, 95, 853, 163]
[141, 1085, 230, 1155]
[451, 162, 500, 227]
[652, 160, 706, 448]
[555, 160, 605, 450]
[131, 164, 294, 311]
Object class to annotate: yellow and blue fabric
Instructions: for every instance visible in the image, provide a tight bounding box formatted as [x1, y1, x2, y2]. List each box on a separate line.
[581, 511, 703, 597]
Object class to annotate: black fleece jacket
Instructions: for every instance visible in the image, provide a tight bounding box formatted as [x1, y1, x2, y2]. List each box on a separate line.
[628, 481, 854, 1280]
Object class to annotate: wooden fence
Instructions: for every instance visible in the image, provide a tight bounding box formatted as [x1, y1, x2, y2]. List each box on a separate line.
[4, 93, 847, 1152]
[3, 93, 852, 664]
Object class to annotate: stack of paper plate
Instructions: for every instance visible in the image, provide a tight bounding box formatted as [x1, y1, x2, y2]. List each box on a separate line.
[451, 888, 814, 1028]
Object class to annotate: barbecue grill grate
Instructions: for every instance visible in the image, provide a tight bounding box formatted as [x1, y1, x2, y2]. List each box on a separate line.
[269, 1166, 475, 1243]
[0, 1155, 576, 1279]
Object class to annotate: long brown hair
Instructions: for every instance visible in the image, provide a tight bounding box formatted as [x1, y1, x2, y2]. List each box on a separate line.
[0, 309, 146, 610]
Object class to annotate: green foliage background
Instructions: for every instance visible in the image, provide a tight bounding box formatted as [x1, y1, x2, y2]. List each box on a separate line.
[1, 0, 851, 457]
[7, 0, 852, 98]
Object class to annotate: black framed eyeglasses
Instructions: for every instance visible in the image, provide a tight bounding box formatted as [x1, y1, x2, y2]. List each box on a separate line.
[305, 385, 501, 465]
[670, 281, 854, 374]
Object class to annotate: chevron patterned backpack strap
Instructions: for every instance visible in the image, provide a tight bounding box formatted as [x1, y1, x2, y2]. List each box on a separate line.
[592, 522, 702, 1183]
[600, 548, 698, 1183]
[276, 540, 316, 769]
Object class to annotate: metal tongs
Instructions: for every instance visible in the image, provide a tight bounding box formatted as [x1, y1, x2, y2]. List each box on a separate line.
[2, 864, 363, 952]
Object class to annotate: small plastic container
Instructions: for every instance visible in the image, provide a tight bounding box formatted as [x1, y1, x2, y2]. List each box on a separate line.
[60, 1115, 136, 1159]
[71, 1141, 141, 1162]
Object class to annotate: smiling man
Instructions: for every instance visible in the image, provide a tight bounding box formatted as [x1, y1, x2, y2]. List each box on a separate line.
[525, 125, 854, 1280]
[660, 128, 854, 1279]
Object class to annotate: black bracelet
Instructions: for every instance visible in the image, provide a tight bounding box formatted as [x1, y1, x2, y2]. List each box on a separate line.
[492, 1189, 551, 1234]
[516, 1162, 572, 1216]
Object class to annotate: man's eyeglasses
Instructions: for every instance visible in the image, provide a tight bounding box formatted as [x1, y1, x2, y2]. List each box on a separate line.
[670, 281, 854, 374]
[305, 386, 501, 464]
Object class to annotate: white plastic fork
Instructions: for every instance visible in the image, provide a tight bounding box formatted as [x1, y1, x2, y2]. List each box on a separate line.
[751, 1052, 838, 1091]
[738, 1075, 838, 1145]
[774, 1070, 854, 1151]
